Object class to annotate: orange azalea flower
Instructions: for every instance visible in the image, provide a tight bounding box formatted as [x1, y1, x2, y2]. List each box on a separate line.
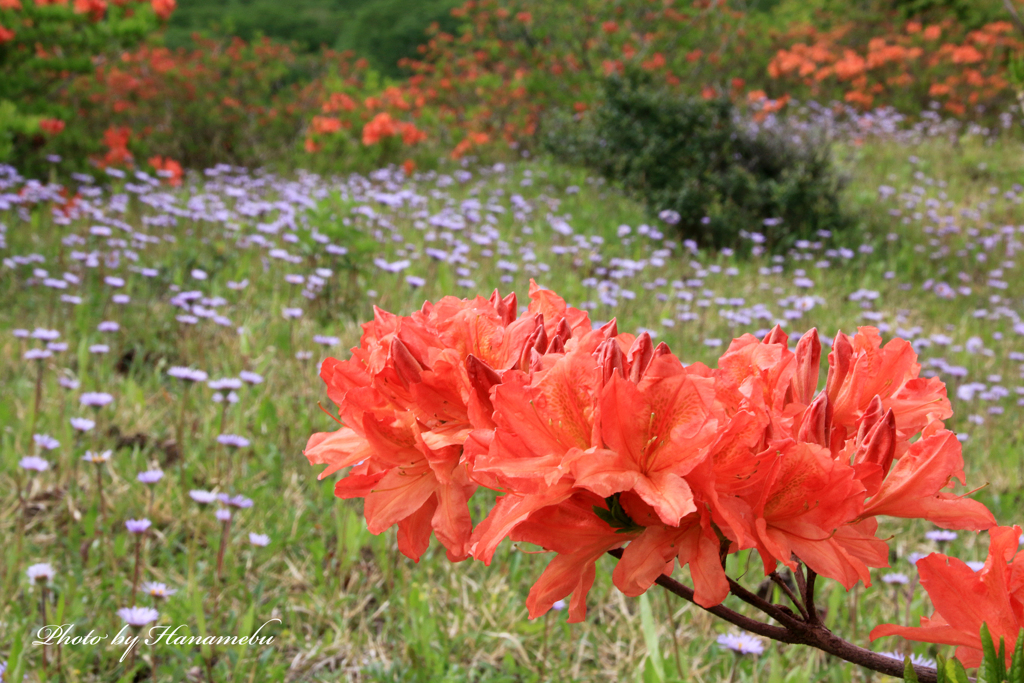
[0, 25, 14, 44]
[571, 346, 716, 525]
[402, 158, 415, 175]
[0, 0, 21, 9]
[601, 20, 619, 34]
[923, 25, 942, 40]
[871, 525, 1024, 668]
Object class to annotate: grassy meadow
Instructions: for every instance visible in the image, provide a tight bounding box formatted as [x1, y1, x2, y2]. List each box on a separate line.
[1, 129, 1024, 683]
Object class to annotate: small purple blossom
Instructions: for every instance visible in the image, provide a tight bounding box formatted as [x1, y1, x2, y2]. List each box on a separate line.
[168, 367, 208, 382]
[248, 533, 270, 547]
[80, 392, 114, 407]
[33, 434, 60, 450]
[717, 633, 764, 655]
[117, 606, 159, 627]
[70, 417, 95, 432]
[216, 434, 251, 448]
[125, 519, 151, 534]
[137, 470, 164, 484]
[20, 456, 50, 472]
[189, 490, 218, 504]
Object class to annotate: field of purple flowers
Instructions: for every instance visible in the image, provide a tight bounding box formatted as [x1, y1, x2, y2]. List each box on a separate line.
[2, 113, 1024, 681]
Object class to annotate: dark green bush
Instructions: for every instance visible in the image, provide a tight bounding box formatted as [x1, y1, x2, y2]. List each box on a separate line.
[545, 70, 854, 252]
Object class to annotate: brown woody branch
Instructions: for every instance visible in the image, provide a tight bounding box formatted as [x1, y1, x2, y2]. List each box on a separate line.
[606, 549, 937, 683]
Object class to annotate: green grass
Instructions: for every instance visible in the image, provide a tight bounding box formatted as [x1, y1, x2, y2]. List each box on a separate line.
[1, 131, 1023, 682]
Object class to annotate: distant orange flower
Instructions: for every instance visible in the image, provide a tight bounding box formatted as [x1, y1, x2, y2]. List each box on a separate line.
[151, 0, 175, 20]
[602, 21, 619, 34]
[148, 156, 183, 186]
[0, 0, 21, 9]
[38, 119, 65, 136]
[923, 25, 942, 40]
[746, 89, 767, 103]
[402, 159, 415, 176]
[311, 116, 342, 135]
[686, 49, 702, 63]
[515, 11, 531, 24]
[700, 86, 717, 100]
[73, 0, 106, 20]
[950, 45, 983, 64]
[906, 21, 921, 34]
[0, 25, 14, 44]
[362, 112, 397, 145]
[304, 138, 320, 153]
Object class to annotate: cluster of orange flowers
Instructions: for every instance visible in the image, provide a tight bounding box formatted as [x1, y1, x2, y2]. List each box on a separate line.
[305, 284, 995, 627]
[768, 20, 1020, 114]
[0, 0, 174, 39]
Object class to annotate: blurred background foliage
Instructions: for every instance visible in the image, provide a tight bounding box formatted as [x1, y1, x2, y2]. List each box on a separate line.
[163, 0, 462, 78]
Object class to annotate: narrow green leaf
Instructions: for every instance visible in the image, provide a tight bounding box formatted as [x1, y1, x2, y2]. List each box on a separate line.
[1010, 631, 1024, 683]
[191, 585, 212, 661]
[639, 592, 665, 683]
[981, 623, 1006, 683]
[234, 602, 256, 676]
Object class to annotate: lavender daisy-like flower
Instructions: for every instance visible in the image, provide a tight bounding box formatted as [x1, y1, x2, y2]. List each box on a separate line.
[218, 493, 254, 509]
[20, 456, 50, 472]
[966, 561, 985, 572]
[33, 434, 60, 450]
[117, 606, 159, 627]
[70, 417, 96, 432]
[248, 533, 270, 547]
[209, 377, 243, 391]
[216, 434, 251, 448]
[925, 530, 958, 543]
[140, 582, 177, 599]
[551, 599, 566, 611]
[88, 344, 110, 354]
[24, 348, 53, 360]
[82, 450, 112, 464]
[189, 490, 218, 504]
[137, 469, 164, 484]
[881, 572, 909, 585]
[80, 392, 114, 407]
[59, 376, 81, 391]
[717, 633, 765, 655]
[125, 519, 151, 534]
[168, 367, 208, 382]
[27, 563, 56, 584]
[31, 328, 60, 341]
[239, 371, 263, 385]
[312, 335, 340, 346]
[97, 321, 120, 332]
[878, 652, 937, 668]
[216, 508, 232, 522]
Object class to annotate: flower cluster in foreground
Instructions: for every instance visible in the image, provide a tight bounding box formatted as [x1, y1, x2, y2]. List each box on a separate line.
[305, 283, 997, 632]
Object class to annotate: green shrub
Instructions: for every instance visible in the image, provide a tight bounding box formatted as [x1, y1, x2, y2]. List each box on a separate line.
[545, 70, 853, 252]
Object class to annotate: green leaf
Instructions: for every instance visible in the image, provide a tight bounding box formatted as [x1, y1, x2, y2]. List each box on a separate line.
[1010, 631, 1024, 683]
[904, 656, 920, 682]
[981, 623, 1006, 683]
[639, 592, 665, 683]
[944, 657, 971, 683]
[191, 584, 213, 661]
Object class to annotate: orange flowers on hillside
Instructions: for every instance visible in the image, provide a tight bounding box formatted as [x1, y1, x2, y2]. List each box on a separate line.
[306, 287, 995, 625]
[0, 25, 14, 44]
[360, 112, 426, 147]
